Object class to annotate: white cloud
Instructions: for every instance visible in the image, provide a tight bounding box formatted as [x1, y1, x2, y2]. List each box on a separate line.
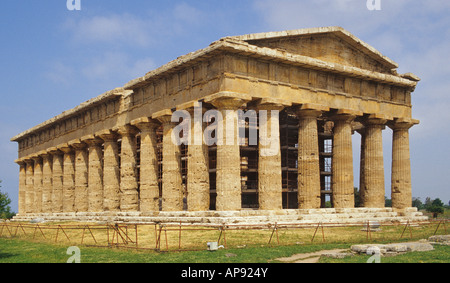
[81, 51, 156, 84]
[43, 62, 75, 85]
[64, 13, 153, 48]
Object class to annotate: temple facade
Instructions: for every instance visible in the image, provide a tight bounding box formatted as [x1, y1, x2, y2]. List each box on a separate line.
[11, 27, 424, 223]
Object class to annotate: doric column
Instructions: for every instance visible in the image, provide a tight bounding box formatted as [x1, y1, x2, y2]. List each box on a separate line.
[97, 130, 120, 212]
[24, 159, 35, 214]
[178, 102, 210, 212]
[331, 110, 361, 208]
[131, 118, 161, 212]
[30, 155, 43, 213]
[205, 93, 251, 211]
[15, 159, 26, 215]
[116, 125, 140, 212]
[153, 110, 184, 212]
[360, 115, 387, 208]
[41, 152, 53, 213]
[254, 99, 290, 210]
[388, 118, 419, 210]
[31, 155, 43, 213]
[49, 147, 64, 213]
[69, 139, 89, 213]
[58, 144, 76, 213]
[82, 135, 104, 213]
[297, 104, 329, 209]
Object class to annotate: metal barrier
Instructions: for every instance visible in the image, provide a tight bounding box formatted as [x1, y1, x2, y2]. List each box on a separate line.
[0, 219, 448, 252]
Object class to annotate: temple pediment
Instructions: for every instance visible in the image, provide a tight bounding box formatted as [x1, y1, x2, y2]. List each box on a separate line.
[229, 27, 398, 74]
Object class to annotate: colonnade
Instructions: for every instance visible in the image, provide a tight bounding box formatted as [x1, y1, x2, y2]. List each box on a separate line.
[15, 100, 417, 215]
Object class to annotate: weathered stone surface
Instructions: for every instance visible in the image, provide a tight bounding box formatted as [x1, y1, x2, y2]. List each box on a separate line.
[131, 119, 161, 212]
[97, 130, 120, 212]
[154, 113, 184, 212]
[116, 125, 140, 212]
[297, 104, 328, 209]
[331, 112, 359, 208]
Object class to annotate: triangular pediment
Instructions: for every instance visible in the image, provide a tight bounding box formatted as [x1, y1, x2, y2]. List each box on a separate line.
[229, 27, 398, 74]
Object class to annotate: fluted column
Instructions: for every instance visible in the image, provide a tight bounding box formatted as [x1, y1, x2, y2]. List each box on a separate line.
[360, 116, 387, 208]
[41, 152, 53, 213]
[58, 144, 76, 213]
[49, 147, 64, 213]
[116, 125, 140, 212]
[185, 104, 210, 211]
[153, 111, 184, 212]
[97, 130, 120, 212]
[83, 135, 104, 212]
[31, 155, 43, 213]
[69, 140, 89, 213]
[331, 110, 359, 208]
[388, 119, 418, 210]
[297, 104, 329, 209]
[256, 100, 288, 210]
[24, 159, 35, 214]
[205, 93, 251, 211]
[31, 156, 43, 213]
[131, 118, 161, 212]
[15, 160, 26, 215]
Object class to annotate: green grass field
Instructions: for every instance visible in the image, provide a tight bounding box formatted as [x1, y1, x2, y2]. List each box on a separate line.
[0, 220, 448, 263]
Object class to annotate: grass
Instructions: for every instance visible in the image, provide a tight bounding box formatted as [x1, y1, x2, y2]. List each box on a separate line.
[0, 220, 448, 263]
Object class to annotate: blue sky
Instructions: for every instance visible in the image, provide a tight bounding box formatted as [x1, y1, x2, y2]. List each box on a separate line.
[1, 0, 449, 212]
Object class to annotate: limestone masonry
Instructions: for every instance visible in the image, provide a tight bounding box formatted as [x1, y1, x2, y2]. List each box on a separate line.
[10, 27, 426, 224]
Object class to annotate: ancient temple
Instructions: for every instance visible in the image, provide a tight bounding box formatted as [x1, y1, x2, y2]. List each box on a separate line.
[10, 27, 426, 224]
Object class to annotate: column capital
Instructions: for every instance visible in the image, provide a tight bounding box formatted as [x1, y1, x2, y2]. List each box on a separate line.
[388, 118, 420, 131]
[96, 129, 119, 142]
[23, 157, 35, 165]
[38, 150, 52, 160]
[113, 124, 139, 137]
[249, 98, 292, 111]
[15, 158, 26, 166]
[68, 139, 88, 150]
[48, 147, 64, 156]
[152, 109, 174, 125]
[330, 109, 363, 123]
[57, 143, 74, 154]
[131, 117, 160, 132]
[204, 91, 251, 110]
[81, 135, 104, 146]
[296, 103, 330, 118]
[29, 154, 42, 163]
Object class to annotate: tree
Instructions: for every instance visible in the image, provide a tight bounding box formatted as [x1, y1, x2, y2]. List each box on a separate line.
[0, 181, 16, 219]
[412, 197, 424, 210]
[425, 198, 445, 219]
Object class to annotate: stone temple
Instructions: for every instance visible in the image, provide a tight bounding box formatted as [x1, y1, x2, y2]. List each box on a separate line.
[11, 27, 427, 224]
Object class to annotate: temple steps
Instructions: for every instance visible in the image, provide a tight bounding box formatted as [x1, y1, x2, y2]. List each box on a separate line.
[11, 208, 428, 226]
